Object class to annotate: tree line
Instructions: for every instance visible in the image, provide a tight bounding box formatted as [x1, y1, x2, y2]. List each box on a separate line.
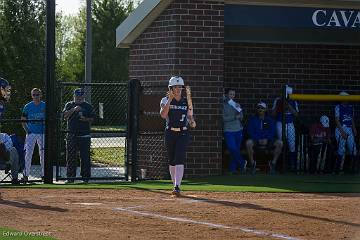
[0, 0, 134, 124]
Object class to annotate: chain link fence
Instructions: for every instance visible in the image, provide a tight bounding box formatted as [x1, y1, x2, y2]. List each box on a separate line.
[136, 83, 168, 180]
[56, 82, 128, 182]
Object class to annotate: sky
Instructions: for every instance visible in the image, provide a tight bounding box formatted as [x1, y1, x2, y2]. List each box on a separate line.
[56, 0, 142, 16]
[56, 0, 83, 16]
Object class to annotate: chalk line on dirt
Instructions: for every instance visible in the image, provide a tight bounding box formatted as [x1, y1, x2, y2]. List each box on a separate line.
[113, 207, 302, 240]
[66, 202, 103, 206]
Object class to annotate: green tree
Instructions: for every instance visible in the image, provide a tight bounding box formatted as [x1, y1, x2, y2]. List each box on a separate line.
[56, 10, 86, 83]
[0, 0, 45, 122]
[92, 0, 134, 83]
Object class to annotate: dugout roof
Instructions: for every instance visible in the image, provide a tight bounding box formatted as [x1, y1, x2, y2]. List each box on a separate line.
[116, 0, 360, 48]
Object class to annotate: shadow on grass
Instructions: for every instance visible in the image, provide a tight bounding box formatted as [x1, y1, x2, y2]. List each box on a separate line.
[185, 174, 360, 193]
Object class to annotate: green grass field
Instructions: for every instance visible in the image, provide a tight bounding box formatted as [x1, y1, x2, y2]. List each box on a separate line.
[91, 125, 126, 132]
[91, 147, 125, 166]
[1, 174, 359, 193]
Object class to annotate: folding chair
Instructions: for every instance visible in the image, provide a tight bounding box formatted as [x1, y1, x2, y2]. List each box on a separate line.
[0, 143, 17, 184]
[253, 144, 274, 173]
[0, 135, 25, 184]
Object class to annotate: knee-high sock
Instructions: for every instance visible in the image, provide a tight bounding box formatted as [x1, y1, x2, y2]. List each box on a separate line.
[169, 165, 175, 185]
[175, 165, 184, 187]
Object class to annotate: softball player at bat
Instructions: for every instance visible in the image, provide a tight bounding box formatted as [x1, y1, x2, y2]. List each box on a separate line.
[272, 86, 299, 171]
[160, 76, 196, 197]
[334, 91, 357, 173]
[21, 88, 45, 181]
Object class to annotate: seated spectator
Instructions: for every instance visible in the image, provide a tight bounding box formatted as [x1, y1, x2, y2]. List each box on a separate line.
[309, 115, 331, 174]
[0, 133, 20, 184]
[246, 102, 283, 174]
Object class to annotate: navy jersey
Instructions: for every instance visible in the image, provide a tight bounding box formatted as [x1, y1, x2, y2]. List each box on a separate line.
[335, 104, 353, 127]
[63, 101, 95, 135]
[160, 97, 189, 129]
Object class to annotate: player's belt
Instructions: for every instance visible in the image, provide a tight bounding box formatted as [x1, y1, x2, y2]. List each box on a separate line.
[169, 127, 187, 132]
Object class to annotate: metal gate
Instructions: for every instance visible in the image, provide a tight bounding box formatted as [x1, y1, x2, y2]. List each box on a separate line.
[136, 82, 169, 180]
[55, 82, 129, 182]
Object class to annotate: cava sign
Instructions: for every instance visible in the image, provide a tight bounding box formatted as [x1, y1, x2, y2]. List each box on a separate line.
[312, 10, 360, 28]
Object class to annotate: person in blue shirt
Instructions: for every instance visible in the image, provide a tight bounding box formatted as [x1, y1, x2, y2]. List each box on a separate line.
[160, 76, 196, 197]
[21, 88, 45, 182]
[334, 91, 357, 173]
[63, 88, 95, 183]
[246, 102, 283, 174]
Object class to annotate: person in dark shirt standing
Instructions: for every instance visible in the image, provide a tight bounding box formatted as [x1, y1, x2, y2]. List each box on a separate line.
[63, 88, 95, 183]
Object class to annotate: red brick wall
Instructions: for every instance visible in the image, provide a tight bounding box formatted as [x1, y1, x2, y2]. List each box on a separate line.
[224, 43, 360, 129]
[129, 0, 224, 178]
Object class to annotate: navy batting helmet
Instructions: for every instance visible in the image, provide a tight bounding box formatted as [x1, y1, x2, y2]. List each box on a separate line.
[0, 77, 11, 102]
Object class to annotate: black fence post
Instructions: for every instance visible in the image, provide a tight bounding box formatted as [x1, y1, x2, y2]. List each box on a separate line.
[127, 79, 140, 181]
[282, 85, 287, 173]
[44, 0, 56, 184]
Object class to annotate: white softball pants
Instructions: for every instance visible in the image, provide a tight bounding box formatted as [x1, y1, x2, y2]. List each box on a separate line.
[24, 133, 44, 176]
[276, 121, 296, 153]
[335, 126, 357, 156]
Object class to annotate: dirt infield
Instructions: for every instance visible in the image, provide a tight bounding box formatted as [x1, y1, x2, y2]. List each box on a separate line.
[0, 189, 359, 240]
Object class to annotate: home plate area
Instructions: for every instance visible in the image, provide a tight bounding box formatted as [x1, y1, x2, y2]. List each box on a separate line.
[0, 189, 359, 240]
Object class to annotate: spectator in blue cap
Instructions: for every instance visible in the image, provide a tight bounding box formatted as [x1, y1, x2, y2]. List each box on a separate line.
[63, 88, 95, 183]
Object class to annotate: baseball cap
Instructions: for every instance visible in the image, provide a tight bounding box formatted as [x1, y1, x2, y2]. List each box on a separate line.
[74, 88, 85, 96]
[320, 115, 330, 128]
[0, 77, 9, 89]
[339, 91, 349, 96]
[257, 102, 267, 109]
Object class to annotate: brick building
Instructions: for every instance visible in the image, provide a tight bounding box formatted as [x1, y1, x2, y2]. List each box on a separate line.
[116, 0, 360, 178]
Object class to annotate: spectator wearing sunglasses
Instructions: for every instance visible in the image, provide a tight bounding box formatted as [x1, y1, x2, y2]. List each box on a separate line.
[21, 88, 45, 182]
[246, 102, 283, 174]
